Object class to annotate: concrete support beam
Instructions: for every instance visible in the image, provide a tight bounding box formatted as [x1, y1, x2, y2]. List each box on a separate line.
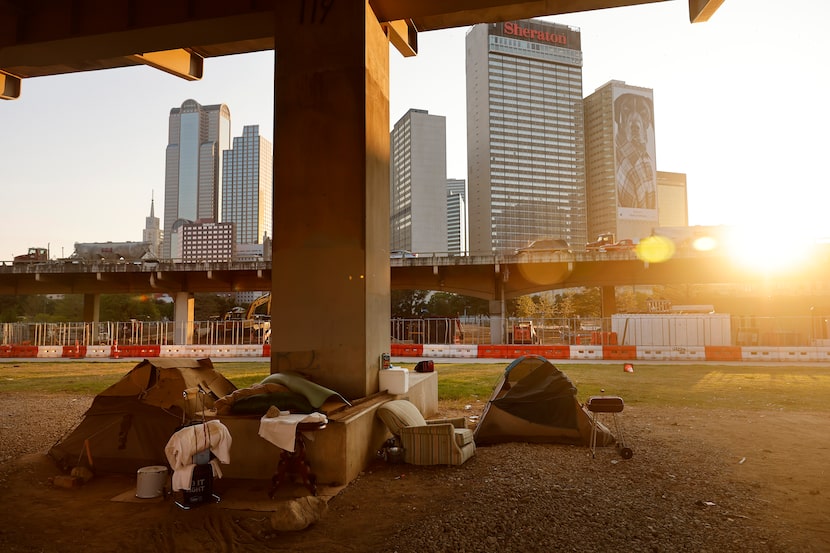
[129, 48, 203, 81]
[82, 294, 100, 327]
[601, 285, 617, 318]
[173, 291, 194, 345]
[271, 1, 390, 400]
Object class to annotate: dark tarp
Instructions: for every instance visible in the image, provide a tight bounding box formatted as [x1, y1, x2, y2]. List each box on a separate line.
[474, 355, 614, 446]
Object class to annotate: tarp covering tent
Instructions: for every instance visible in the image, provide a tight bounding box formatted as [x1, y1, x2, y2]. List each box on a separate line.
[474, 355, 614, 446]
[49, 358, 237, 474]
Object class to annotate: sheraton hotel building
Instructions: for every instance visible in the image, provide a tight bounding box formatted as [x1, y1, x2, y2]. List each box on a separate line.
[466, 19, 589, 254]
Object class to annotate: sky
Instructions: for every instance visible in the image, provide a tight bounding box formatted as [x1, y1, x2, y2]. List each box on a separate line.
[1, 0, 829, 261]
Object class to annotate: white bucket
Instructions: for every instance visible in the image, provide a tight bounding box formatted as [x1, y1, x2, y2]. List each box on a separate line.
[136, 465, 168, 499]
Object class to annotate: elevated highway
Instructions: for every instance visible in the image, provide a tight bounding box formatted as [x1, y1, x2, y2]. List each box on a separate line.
[3, 246, 829, 300]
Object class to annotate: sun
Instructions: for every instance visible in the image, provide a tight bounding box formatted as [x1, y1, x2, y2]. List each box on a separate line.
[726, 225, 814, 274]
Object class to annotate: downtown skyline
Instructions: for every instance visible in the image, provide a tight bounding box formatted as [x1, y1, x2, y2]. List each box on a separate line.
[1, 0, 828, 260]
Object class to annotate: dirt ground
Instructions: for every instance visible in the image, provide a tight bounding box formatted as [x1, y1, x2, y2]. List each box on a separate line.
[0, 399, 828, 553]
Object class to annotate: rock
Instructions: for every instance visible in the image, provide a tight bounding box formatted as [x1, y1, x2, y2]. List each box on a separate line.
[270, 496, 328, 531]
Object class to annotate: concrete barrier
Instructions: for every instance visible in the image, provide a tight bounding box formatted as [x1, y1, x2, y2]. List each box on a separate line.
[85, 345, 110, 358]
[37, 346, 63, 358]
[442, 344, 478, 358]
[636, 346, 673, 360]
[602, 345, 637, 360]
[777, 347, 818, 362]
[670, 346, 706, 361]
[391, 343, 424, 357]
[569, 345, 603, 360]
[741, 347, 780, 362]
[705, 346, 742, 361]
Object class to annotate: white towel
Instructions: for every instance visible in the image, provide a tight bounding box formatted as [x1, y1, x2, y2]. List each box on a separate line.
[258, 412, 327, 452]
[164, 420, 232, 491]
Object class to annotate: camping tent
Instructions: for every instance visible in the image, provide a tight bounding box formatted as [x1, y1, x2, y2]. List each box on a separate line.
[473, 355, 614, 446]
[49, 358, 237, 474]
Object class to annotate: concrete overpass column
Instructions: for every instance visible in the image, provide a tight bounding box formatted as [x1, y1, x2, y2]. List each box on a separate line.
[601, 285, 617, 319]
[489, 299, 504, 344]
[82, 293, 100, 344]
[173, 291, 194, 345]
[271, 2, 390, 399]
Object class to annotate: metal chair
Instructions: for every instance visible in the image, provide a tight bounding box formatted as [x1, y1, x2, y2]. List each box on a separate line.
[586, 395, 633, 459]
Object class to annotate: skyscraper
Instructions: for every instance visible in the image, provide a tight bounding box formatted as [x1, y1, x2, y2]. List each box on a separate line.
[584, 80, 658, 242]
[446, 178, 468, 255]
[390, 109, 448, 254]
[142, 193, 162, 258]
[466, 19, 587, 254]
[163, 99, 231, 259]
[222, 125, 273, 247]
[657, 171, 688, 227]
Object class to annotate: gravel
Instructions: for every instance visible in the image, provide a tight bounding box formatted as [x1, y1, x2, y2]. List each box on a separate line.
[0, 393, 803, 552]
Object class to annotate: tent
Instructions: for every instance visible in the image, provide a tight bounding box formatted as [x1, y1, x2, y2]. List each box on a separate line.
[473, 355, 614, 446]
[49, 358, 237, 474]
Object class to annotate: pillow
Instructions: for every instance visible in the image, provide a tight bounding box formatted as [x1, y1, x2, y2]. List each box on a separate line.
[377, 400, 426, 435]
[229, 391, 315, 415]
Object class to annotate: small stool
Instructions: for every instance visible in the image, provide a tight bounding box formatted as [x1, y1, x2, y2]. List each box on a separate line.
[586, 396, 633, 459]
[269, 421, 327, 497]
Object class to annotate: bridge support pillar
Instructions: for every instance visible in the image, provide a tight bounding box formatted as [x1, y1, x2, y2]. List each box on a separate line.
[489, 299, 504, 344]
[601, 285, 617, 318]
[270, 2, 390, 399]
[173, 291, 194, 345]
[82, 293, 100, 327]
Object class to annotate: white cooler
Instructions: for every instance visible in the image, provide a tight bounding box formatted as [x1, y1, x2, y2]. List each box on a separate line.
[379, 367, 410, 395]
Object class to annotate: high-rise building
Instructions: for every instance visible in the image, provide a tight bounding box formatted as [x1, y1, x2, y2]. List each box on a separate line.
[466, 19, 588, 254]
[178, 220, 235, 262]
[142, 193, 163, 258]
[221, 125, 273, 247]
[657, 171, 688, 227]
[584, 80, 658, 242]
[163, 99, 231, 259]
[390, 109, 448, 254]
[446, 178, 468, 255]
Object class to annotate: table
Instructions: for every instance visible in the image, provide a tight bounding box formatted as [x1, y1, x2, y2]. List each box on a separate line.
[268, 421, 327, 497]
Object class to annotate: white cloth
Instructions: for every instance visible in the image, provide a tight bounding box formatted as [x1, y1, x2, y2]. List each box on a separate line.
[164, 420, 232, 491]
[258, 412, 327, 452]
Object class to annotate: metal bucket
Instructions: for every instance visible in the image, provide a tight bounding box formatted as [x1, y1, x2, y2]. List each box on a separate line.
[136, 465, 168, 498]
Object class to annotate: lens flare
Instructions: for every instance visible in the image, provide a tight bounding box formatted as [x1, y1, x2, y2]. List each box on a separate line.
[635, 235, 675, 263]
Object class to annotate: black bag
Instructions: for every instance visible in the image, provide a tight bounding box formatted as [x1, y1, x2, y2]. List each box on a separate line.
[414, 360, 434, 373]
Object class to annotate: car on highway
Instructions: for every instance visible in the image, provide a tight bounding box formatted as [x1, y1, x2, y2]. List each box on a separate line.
[603, 238, 637, 252]
[390, 249, 418, 259]
[515, 238, 571, 255]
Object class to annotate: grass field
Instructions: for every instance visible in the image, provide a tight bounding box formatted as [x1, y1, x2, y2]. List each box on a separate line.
[1, 360, 828, 413]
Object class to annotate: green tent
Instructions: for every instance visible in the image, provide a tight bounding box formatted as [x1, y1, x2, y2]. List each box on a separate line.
[474, 355, 614, 446]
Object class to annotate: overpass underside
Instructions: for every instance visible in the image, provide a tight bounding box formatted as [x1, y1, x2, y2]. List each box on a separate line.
[1, 0, 726, 484]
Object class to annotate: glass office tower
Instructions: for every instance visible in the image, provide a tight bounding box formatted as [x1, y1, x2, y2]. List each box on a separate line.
[222, 125, 273, 246]
[163, 99, 231, 259]
[466, 19, 587, 254]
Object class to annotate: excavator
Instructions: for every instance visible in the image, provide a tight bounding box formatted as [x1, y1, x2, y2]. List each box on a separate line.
[198, 293, 271, 342]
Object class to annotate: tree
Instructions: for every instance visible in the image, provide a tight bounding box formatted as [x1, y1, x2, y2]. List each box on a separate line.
[425, 292, 489, 317]
[194, 293, 237, 321]
[391, 290, 429, 318]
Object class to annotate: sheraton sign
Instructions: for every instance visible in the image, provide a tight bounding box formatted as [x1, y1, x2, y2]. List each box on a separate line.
[494, 20, 581, 51]
[503, 22, 567, 45]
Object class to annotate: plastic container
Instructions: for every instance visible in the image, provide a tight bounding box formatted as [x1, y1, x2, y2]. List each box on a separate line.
[379, 367, 410, 394]
[136, 465, 168, 498]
